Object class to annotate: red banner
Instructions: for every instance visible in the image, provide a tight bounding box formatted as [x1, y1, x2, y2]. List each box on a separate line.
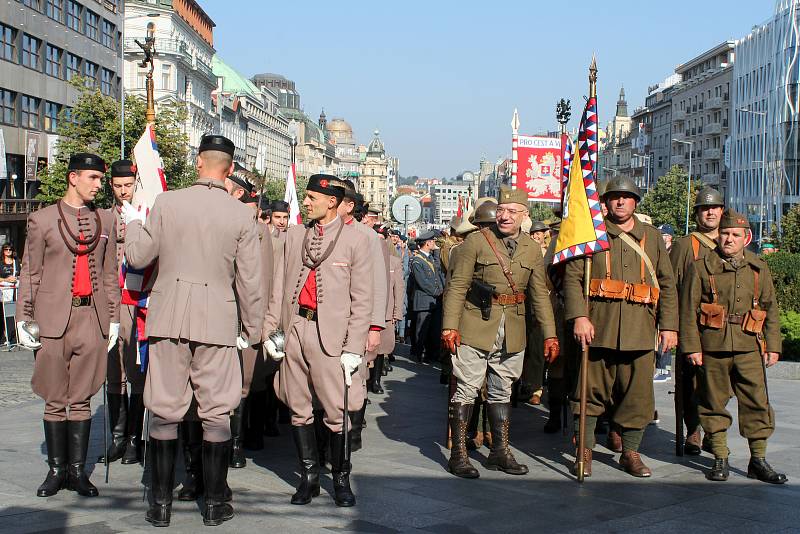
[511, 135, 561, 202]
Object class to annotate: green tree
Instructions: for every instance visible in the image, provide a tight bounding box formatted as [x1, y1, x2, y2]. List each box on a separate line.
[638, 165, 699, 235]
[528, 201, 557, 222]
[780, 203, 800, 253]
[38, 79, 194, 206]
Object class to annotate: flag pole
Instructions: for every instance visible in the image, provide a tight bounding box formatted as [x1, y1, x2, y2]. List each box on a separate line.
[576, 55, 597, 483]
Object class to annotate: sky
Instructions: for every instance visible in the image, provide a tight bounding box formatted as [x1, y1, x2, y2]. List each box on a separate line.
[202, 0, 774, 179]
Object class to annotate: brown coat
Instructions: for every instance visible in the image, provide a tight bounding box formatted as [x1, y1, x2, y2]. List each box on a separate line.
[264, 216, 373, 357]
[124, 181, 263, 346]
[17, 201, 120, 337]
[670, 231, 716, 291]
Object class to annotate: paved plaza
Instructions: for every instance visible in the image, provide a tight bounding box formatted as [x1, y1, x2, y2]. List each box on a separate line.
[0, 346, 799, 533]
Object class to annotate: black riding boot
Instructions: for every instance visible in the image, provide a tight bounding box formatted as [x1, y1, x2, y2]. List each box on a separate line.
[229, 403, 246, 468]
[313, 409, 329, 467]
[329, 431, 356, 507]
[66, 419, 98, 497]
[104, 392, 128, 463]
[349, 401, 367, 452]
[244, 390, 266, 450]
[544, 379, 564, 434]
[145, 438, 177, 527]
[37, 420, 68, 497]
[264, 384, 280, 437]
[202, 440, 234, 526]
[486, 403, 528, 475]
[371, 355, 384, 394]
[177, 420, 204, 501]
[290, 424, 320, 505]
[122, 393, 144, 464]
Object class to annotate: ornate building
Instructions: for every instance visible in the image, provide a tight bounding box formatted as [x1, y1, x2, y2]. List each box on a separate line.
[359, 130, 389, 214]
[598, 87, 634, 183]
[326, 117, 359, 178]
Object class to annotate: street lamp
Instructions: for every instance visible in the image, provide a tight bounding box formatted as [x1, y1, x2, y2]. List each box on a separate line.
[634, 154, 652, 191]
[673, 139, 693, 234]
[739, 106, 768, 243]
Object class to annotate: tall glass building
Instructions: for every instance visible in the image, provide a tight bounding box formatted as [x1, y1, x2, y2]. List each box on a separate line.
[730, 0, 800, 239]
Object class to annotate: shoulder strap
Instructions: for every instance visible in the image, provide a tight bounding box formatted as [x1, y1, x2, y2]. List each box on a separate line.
[708, 274, 719, 303]
[480, 228, 520, 294]
[753, 269, 760, 309]
[691, 235, 701, 261]
[618, 232, 659, 290]
[691, 232, 717, 257]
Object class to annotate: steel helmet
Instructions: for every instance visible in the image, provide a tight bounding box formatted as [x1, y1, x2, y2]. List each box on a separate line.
[694, 186, 724, 208]
[601, 176, 642, 202]
[471, 200, 497, 224]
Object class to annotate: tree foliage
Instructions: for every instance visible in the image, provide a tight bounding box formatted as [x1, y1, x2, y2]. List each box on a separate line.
[780, 203, 800, 253]
[638, 166, 700, 236]
[528, 201, 558, 222]
[37, 79, 194, 206]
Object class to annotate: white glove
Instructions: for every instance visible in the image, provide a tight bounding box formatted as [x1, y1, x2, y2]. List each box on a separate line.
[17, 321, 41, 350]
[264, 338, 285, 361]
[236, 334, 249, 350]
[340, 352, 363, 386]
[107, 322, 120, 353]
[121, 201, 145, 225]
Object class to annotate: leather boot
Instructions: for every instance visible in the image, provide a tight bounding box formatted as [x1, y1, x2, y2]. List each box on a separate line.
[145, 438, 176, 527]
[349, 402, 367, 453]
[122, 393, 144, 464]
[466, 429, 483, 451]
[104, 392, 128, 463]
[243, 390, 265, 450]
[371, 355, 385, 394]
[264, 383, 280, 437]
[313, 410, 329, 467]
[684, 428, 702, 456]
[486, 403, 528, 475]
[329, 431, 356, 507]
[543, 380, 564, 434]
[177, 420, 204, 501]
[202, 440, 234, 526]
[706, 457, 729, 481]
[37, 420, 68, 497]
[747, 458, 788, 484]
[606, 428, 623, 453]
[229, 403, 246, 468]
[571, 447, 593, 478]
[66, 419, 98, 497]
[290, 424, 320, 505]
[619, 450, 652, 478]
[447, 403, 479, 478]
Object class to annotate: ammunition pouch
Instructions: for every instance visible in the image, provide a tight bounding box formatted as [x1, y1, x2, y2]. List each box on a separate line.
[589, 278, 628, 300]
[467, 280, 496, 321]
[629, 283, 660, 306]
[742, 309, 767, 335]
[699, 302, 726, 329]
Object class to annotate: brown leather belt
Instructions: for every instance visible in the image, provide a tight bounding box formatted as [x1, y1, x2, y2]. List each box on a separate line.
[71, 296, 92, 307]
[492, 293, 525, 305]
[727, 314, 744, 325]
[297, 306, 318, 321]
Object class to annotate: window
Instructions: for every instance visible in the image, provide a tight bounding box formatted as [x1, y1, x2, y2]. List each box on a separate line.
[0, 24, 15, 62]
[101, 19, 114, 48]
[65, 53, 80, 80]
[22, 0, 42, 10]
[0, 89, 15, 125]
[44, 101, 60, 132]
[46, 0, 63, 22]
[21, 95, 40, 129]
[161, 64, 171, 89]
[101, 68, 113, 95]
[45, 44, 62, 78]
[21, 34, 41, 70]
[66, 1, 81, 32]
[83, 60, 97, 87]
[85, 9, 99, 41]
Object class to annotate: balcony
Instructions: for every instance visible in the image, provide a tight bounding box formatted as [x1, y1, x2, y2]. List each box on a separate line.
[124, 38, 190, 63]
[673, 109, 686, 121]
[702, 173, 721, 185]
[672, 131, 686, 142]
[670, 154, 686, 165]
[195, 58, 215, 82]
[0, 199, 46, 218]
[706, 122, 722, 135]
[703, 148, 721, 160]
[707, 97, 723, 110]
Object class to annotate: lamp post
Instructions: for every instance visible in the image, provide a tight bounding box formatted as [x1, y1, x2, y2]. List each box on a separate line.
[739, 106, 768, 243]
[290, 135, 297, 166]
[673, 139, 693, 234]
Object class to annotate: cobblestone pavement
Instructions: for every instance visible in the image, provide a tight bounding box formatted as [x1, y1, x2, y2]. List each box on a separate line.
[1, 347, 799, 533]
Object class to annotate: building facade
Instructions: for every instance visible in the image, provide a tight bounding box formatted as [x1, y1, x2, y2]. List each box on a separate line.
[431, 181, 470, 225]
[359, 130, 388, 214]
[598, 88, 634, 183]
[326, 117, 359, 178]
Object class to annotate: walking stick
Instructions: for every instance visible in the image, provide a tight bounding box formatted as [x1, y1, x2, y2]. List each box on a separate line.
[103, 380, 110, 483]
[342, 369, 350, 461]
[142, 407, 150, 502]
[576, 256, 591, 483]
[673, 352, 684, 457]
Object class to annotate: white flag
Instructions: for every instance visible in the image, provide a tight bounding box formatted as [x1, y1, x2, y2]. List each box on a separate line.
[132, 123, 166, 212]
[283, 163, 302, 225]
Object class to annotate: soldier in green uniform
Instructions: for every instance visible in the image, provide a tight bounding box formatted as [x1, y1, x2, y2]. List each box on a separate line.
[442, 187, 559, 479]
[669, 186, 724, 454]
[565, 176, 679, 478]
[679, 209, 786, 484]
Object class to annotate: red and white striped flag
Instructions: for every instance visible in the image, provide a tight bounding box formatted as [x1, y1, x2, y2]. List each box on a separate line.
[284, 163, 302, 225]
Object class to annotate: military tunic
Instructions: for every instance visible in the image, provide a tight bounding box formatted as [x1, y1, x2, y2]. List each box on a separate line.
[409, 250, 444, 361]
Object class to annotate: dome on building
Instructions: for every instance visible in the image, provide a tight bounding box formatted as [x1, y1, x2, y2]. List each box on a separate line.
[367, 129, 385, 157]
[327, 118, 354, 143]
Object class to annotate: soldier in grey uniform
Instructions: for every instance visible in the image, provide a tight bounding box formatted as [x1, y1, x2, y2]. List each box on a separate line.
[410, 231, 444, 363]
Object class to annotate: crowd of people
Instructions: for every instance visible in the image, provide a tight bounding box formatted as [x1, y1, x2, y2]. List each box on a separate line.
[12, 133, 787, 529]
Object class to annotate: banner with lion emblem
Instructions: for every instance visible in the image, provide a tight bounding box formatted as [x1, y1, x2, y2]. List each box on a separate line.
[511, 135, 561, 202]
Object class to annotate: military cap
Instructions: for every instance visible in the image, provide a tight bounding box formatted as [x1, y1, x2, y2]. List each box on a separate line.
[694, 186, 724, 208]
[240, 190, 260, 204]
[602, 176, 641, 201]
[340, 179, 359, 200]
[472, 200, 497, 224]
[367, 205, 381, 215]
[529, 220, 549, 233]
[718, 208, 750, 230]
[198, 134, 235, 156]
[228, 174, 253, 194]
[68, 153, 107, 172]
[390, 229, 402, 236]
[497, 186, 528, 207]
[259, 197, 271, 211]
[449, 216, 463, 231]
[658, 223, 675, 236]
[270, 200, 290, 214]
[415, 230, 437, 242]
[110, 159, 136, 178]
[307, 173, 345, 198]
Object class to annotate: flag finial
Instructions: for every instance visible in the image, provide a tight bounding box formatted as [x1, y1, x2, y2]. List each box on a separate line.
[511, 108, 520, 135]
[589, 55, 598, 98]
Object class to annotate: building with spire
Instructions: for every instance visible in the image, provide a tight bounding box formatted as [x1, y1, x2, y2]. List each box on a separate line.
[359, 130, 389, 214]
[598, 87, 635, 183]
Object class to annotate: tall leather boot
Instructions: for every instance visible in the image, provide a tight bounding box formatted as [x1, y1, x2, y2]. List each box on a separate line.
[244, 390, 266, 450]
[104, 392, 128, 463]
[122, 393, 144, 464]
[313, 410, 329, 467]
[329, 431, 356, 507]
[229, 403, 246, 468]
[264, 384, 280, 437]
[486, 403, 528, 475]
[202, 440, 234, 526]
[447, 403, 479, 478]
[290, 424, 320, 505]
[66, 419, 98, 497]
[145, 438, 177, 527]
[371, 355, 385, 394]
[350, 401, 367, 453]
[37, 420, 68, 497]
[177, 420, 204, 501]
[543, 379, 564, 434]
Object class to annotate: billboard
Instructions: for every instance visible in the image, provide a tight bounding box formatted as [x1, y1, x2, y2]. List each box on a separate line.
[511, 135, 561, 202]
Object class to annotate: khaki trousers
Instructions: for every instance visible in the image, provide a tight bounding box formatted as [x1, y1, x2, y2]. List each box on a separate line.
[275, 316, 365, 432]
[32, 305, 106, 421]
[145, 337, 241, 442]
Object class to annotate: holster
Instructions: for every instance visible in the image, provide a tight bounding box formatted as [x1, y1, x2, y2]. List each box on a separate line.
[699, 302, 726, 329]
[467, 280, 496, 321]
[742, 309, 766, 334]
